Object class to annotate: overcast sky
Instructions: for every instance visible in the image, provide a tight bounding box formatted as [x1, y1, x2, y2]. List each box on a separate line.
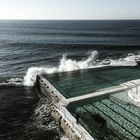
[0, 0, 140, 20]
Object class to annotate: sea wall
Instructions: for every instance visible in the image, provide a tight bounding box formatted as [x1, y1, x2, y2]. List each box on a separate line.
[37, 75, 94, 140]
[38, 75, 68, 106]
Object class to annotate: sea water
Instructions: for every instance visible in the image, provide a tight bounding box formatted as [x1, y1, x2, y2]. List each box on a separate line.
[0, 20, 140, 140]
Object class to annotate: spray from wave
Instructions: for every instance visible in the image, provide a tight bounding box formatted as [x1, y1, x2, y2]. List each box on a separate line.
[23, 51, 140, 87]
[108, 54, 139, 66]
[23, 51, 99, 86]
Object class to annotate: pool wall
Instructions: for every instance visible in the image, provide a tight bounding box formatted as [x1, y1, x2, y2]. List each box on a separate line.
[37, 75, 94, 140]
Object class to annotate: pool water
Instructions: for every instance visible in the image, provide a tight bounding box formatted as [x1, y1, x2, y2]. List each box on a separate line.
[45, 66, 140, 98]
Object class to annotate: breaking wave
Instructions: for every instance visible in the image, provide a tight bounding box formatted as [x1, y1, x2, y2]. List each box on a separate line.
[23, 51, 99, 86]
[23, 51, 140, 87]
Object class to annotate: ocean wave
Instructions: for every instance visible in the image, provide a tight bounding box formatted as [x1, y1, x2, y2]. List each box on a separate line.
[102, 53, 139, 66]
[23, 51, 140, 87]
[23, 51, 99, 86]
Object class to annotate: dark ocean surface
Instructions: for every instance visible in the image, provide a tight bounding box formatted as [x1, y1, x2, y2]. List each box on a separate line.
[0, 20, 140, 140]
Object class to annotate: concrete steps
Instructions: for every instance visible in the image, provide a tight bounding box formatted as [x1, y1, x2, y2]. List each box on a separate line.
[85, 104, 136, 140]
[102, 99, 140, 128]
[91, 100, 140, 140]
[110, 96, 140, 118]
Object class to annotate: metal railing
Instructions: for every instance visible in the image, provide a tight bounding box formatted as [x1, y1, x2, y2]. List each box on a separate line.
[122, 82, 140, 102]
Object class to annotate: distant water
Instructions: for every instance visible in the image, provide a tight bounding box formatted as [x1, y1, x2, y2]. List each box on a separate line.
[0, 20, 140, 140]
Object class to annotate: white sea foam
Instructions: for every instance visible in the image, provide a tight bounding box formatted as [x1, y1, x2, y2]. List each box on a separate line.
[8, 78, 23, 86]
[23, 51, 140, 87]
[60, 136, 69, 140]
[32, 97, 63, 138]
[109, 55, 139, 66]
[33, 98, 58, 130]
[0, 78, 24, 87]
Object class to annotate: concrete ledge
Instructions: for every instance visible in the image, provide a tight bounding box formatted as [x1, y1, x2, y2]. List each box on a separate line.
[67, 79, 140, 107]
[51, 106, 93, 140]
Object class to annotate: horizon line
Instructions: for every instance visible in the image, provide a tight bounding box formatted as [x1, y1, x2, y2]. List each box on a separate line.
[0, 18, 140, 21]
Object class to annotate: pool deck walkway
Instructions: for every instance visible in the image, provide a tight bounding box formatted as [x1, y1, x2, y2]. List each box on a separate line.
[68, 80, 140, 104]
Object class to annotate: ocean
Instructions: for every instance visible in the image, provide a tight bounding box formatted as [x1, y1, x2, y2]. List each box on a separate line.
[0, 20, 140, 140]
